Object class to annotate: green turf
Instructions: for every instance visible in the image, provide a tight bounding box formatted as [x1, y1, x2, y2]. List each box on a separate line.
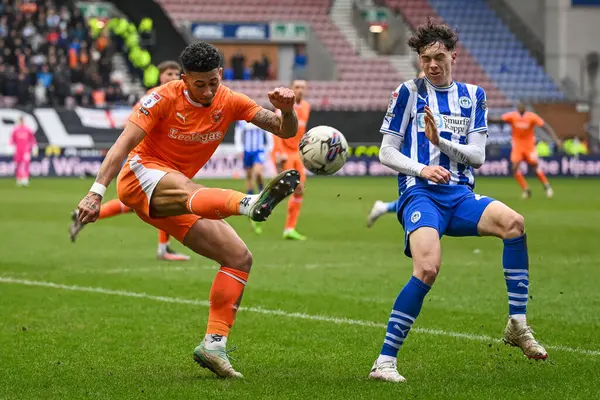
[0, 176, 599, 399]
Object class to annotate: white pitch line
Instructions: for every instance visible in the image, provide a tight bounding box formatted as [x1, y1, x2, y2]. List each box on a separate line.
[1, 276, 599, 357]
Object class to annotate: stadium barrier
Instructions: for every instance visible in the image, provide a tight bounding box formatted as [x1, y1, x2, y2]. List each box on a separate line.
[1, 146, 600, 178]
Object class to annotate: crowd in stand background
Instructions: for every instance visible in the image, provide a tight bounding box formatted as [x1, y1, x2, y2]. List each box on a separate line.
[0, 0, 132, 109]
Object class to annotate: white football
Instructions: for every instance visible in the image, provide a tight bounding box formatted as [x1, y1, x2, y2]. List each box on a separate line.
[299, 125, 349, 175]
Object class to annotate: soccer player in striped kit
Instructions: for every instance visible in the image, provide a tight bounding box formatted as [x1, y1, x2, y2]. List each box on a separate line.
[368, 20, 547, 383]
[234, 119, 273, 234]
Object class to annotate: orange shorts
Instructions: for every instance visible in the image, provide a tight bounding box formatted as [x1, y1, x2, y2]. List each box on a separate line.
[117, 154, 201, 243]
[510, 146, 538, 164]
[283, 152, 306, 184]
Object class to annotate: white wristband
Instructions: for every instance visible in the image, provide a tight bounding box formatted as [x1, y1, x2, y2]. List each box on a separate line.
[90, 182, 106, 197]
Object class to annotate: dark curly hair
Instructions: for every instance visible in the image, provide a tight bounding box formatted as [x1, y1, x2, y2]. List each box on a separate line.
[180, 41, 221, 73]
[408, 19, 458, 54]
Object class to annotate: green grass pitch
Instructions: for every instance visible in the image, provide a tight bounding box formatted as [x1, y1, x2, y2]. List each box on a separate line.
[0, 176, 599, 399]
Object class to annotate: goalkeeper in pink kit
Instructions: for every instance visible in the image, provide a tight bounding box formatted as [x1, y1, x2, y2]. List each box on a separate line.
[10, 117, 38, 187]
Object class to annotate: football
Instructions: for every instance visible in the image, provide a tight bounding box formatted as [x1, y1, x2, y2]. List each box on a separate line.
[299, 125, 349, 175]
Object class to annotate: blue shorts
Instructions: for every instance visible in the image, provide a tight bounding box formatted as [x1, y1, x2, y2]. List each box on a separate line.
[397, 185, 495, 258]
[243, 151, 265, 169]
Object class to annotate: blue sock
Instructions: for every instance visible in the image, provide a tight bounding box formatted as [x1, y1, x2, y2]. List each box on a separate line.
[246, 189, 254, 195]
[386, 201, 397, 213]
[503, 234, 529, 316]
[258, 183, 264, 191]
[380, 276, 431, 357]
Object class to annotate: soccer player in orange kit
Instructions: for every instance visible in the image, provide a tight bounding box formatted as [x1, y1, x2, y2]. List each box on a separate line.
[69, 61, 191, 261]
[272, 79, 310, 240]
[491, 102, 561, 198]
[75, 42, 300, 378]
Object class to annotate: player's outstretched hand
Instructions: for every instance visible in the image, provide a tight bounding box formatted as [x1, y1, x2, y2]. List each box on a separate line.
[77, 192, 102, 224]
[268, 87, 295, 112]
[420, 166, 451, 184]
[424, 106, 440, 146]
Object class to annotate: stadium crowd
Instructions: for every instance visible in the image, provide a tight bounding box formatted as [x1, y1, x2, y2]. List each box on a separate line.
[0, 0, 130, 108]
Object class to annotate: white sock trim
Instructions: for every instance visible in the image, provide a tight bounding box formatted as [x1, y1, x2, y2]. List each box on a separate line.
[219, 269, 247, 285]
[187, 188, 206, 214]
[377, 355, 397, 364]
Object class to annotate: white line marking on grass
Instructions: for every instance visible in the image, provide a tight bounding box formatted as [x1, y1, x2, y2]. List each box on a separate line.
[2, 276, 599, 357]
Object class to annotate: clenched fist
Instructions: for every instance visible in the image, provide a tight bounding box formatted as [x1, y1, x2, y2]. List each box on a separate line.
[268, 87, 295, 112]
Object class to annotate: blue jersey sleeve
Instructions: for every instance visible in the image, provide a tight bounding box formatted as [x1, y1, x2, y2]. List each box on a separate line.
[380, 84, 412, 138]
[469, 86, 488, 134]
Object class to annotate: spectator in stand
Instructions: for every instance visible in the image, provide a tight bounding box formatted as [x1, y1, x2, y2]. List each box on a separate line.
[294, 44, 308, 80]
[231, 49, 246, 80]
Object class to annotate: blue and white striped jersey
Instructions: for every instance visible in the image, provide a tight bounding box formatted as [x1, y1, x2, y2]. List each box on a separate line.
[380, 77, 488, 196]
[234, 121, 273, 153]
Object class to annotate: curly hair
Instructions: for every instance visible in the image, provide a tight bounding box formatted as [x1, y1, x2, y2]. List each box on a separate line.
[180, 41, 221, 73]
[408, 19, 458, 54]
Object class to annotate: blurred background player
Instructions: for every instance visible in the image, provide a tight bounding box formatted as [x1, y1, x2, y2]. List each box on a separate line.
[9, 116, 38, 187]
[69, 60, 190, 261]
[234, 119, 273, 234]
[489, 102, 562, 199]
[272, 80, 311, 240]
[367, 71, 426, 228]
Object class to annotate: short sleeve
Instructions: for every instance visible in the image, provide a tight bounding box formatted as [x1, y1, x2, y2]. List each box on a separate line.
[469, 86, 488, 134]
[531, 113, 545, 127]
[380, 84, 412, 138]
[232, 91, 262, 122]
[129, 91, 164, 134]
[501, 112, 513, 123]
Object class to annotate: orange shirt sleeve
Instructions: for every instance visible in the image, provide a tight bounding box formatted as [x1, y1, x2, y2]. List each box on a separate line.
[530, 113, 544, 127]
[501, 112, 513, 123]
[128, 91, 165, 134]
[232, 91, 262, 122]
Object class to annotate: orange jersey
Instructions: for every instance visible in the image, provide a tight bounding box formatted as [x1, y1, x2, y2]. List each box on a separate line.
[502, 111, 544, 147]
[128, 80, 261, 178]
[277, 100, 311, 153]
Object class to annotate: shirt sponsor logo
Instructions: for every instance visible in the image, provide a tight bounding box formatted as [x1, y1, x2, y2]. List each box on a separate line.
[168, 130, 223, 143]
[417, 113, 471, 136]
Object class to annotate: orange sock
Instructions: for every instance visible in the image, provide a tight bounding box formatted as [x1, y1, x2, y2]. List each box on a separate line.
[99, 199, 131, 219]
[206, 267, 249, 336]
[186, 188, 246, 219]
[285, 193, 303, 230]
[514, 171, 528, 190]
[158, 230, 169, 245]
[536, 169, 549, 186]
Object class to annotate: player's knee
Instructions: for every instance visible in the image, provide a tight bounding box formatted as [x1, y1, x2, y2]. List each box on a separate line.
[503, 212, 525, 239]
[226, 248, 253, 273]
[413, 251, 440, 284]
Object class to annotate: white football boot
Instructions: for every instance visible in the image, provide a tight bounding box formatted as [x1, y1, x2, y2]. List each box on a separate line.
[367, 201, 389, 228]
[503, 317, 548, 360]
[368, 358, 407, 383]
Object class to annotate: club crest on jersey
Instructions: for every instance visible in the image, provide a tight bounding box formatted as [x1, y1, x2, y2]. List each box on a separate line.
[458, 96, 472, 109]
[211, 108, 224, 123]
[140, 92, 162, 109]
[411, 211, 421, 223]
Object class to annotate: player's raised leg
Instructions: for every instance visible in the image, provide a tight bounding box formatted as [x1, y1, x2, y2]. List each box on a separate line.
[150, 169, 299, 222]
[477, 201, 547, 359]
[370, 226, 437, 383]
[367, 200, 398, 228]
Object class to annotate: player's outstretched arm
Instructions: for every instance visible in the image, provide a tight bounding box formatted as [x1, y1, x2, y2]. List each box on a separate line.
[77, 122, 146, 224]
[542, 122, 563, 148]
[251, 108, 298, 139]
